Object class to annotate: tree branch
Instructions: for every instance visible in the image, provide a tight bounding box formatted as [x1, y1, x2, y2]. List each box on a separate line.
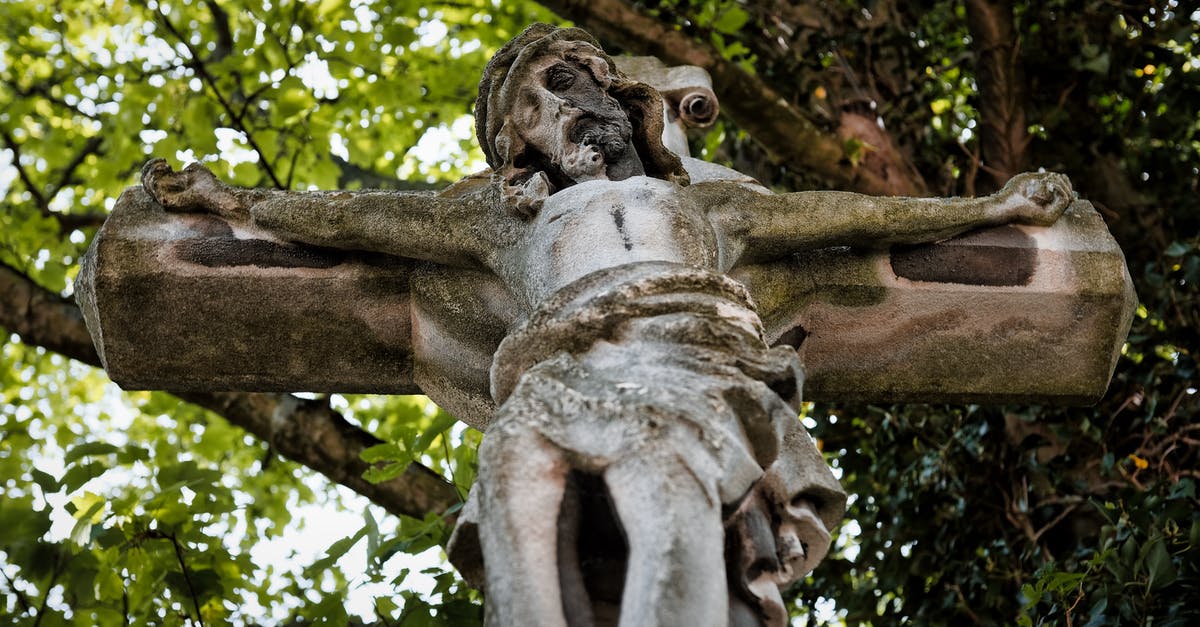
[50, 136, 105, 199]
[203, 0, 234, 64]
[0, 260, 459, 521]
[30, 553, 64, 627]
[152, 9, 286, 189]
[0, 261, 98, 364]
[965, 0, 1030, 192]
[165, 533, 205, 627]
[0, 568, 32, 616]
[538, 0, 927, 195]
[1, 126, 110, 232]
[175, 391, 461, 521]
[0, 126, 51, 210]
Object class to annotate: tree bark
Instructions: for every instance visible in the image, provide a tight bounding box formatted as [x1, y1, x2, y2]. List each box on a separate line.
[965, 0, 1030, 192]
[0, 260, 459, 521]
[538, 0, 928, 196]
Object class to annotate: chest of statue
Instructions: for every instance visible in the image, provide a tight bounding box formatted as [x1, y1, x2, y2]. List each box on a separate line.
[518, 177, 720, 302]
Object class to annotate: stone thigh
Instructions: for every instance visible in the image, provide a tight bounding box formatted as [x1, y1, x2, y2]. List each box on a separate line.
[604, 451, 727, 627]
[476, 426, 572, 627]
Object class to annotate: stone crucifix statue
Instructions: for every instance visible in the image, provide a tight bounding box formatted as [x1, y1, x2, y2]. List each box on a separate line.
[79, 23, 1131, 627]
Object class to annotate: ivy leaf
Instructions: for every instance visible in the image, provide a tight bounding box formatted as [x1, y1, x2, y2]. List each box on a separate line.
[1145, 538, 1177, 591]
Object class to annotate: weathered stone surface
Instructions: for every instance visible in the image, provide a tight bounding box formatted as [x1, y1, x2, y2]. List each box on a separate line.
[77, 185, 419, 394]
[78, 22, 1136, 627]
[80, 194, 1133, 407]
[737, 199, 1136, 405]
[615, 56, 720, 155]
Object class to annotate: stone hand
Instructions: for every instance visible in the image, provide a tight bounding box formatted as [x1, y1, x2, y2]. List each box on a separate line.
[141, 158, 249, 221]
[996, 171, 1073, 226]
[500, 170, 551, 218]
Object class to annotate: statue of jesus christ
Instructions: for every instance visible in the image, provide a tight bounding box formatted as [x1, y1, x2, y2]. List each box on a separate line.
[140, 23, 1072, 627]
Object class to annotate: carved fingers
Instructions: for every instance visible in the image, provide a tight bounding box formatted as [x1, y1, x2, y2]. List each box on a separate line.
[140, 158, 249, 220]
[500, 170, 551, 218]
[999, 171, 1074, 226]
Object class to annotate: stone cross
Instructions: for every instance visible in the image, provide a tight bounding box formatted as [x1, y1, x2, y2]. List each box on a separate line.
[77, 24, 1134, 627]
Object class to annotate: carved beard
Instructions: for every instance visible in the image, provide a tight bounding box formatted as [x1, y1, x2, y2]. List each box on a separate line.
[569, 114, 632, 165]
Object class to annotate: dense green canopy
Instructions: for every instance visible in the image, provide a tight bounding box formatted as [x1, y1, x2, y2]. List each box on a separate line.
[1, 0, 1196, 625]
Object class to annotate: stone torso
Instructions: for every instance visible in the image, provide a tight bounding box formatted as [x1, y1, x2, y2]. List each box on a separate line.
[496, 176, 722, 309]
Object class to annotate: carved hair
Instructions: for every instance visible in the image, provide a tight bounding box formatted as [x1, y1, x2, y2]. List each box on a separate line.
[475, 23, 689, 190]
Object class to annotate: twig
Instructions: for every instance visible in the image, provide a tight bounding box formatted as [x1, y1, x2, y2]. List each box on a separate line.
[0, 567, 32, 615]
[949, 582, 984, 625]
[1033, 503, 1081, 542]
[1161, 387, 1188, 423]
[167, 533, 206, 627]
[152, 9, 285, 189]
[31, 555, 64, 627]
[0, 126, 50, 210]
[202, 0, 234, 63]
[50, 136, 104, 198]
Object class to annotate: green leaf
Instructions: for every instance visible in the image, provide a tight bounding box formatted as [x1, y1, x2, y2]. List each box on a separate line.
[96, 568, 125, 601]
[361, 442, 407, 464]
[69, 497, 106, 545]
[304, 529, 367, 576]
[414, 412, 458, 453]
[116, 445, 151, 465]
[0, 503, 52, 541]
[61, 461, 109, 493]
[1164, 241, 1192, 257]
[712, 7, 749, 35]
[364, 509, 380, 564]
[64, 441, 120, 464]
[31, 467, 59, 493]
[375, 595, 400, 620]
[362, 461, 408, 485]
[1145, 538, 1177, 591]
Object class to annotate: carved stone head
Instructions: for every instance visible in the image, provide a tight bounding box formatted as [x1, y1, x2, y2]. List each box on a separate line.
[475, 23, 688, 195]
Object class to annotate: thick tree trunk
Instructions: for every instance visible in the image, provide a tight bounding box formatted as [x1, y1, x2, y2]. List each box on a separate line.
[965, 0, 1030, 192]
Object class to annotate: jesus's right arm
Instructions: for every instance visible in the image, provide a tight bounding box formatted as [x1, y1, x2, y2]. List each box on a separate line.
[141, 159, 513, 270]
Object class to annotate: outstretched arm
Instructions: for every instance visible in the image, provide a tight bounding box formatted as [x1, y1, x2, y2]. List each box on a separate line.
[708, 172, 1073, 267]
[142, 159, 503, 268]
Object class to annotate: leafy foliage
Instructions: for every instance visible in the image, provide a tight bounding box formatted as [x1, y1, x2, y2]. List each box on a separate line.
[2, 0, 1197, 625]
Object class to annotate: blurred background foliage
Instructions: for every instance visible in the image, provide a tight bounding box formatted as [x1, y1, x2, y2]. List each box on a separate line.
[1, 0, 1196, 625]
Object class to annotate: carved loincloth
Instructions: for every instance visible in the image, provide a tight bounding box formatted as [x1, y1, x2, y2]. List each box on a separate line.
[449, 262, 845, 619]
